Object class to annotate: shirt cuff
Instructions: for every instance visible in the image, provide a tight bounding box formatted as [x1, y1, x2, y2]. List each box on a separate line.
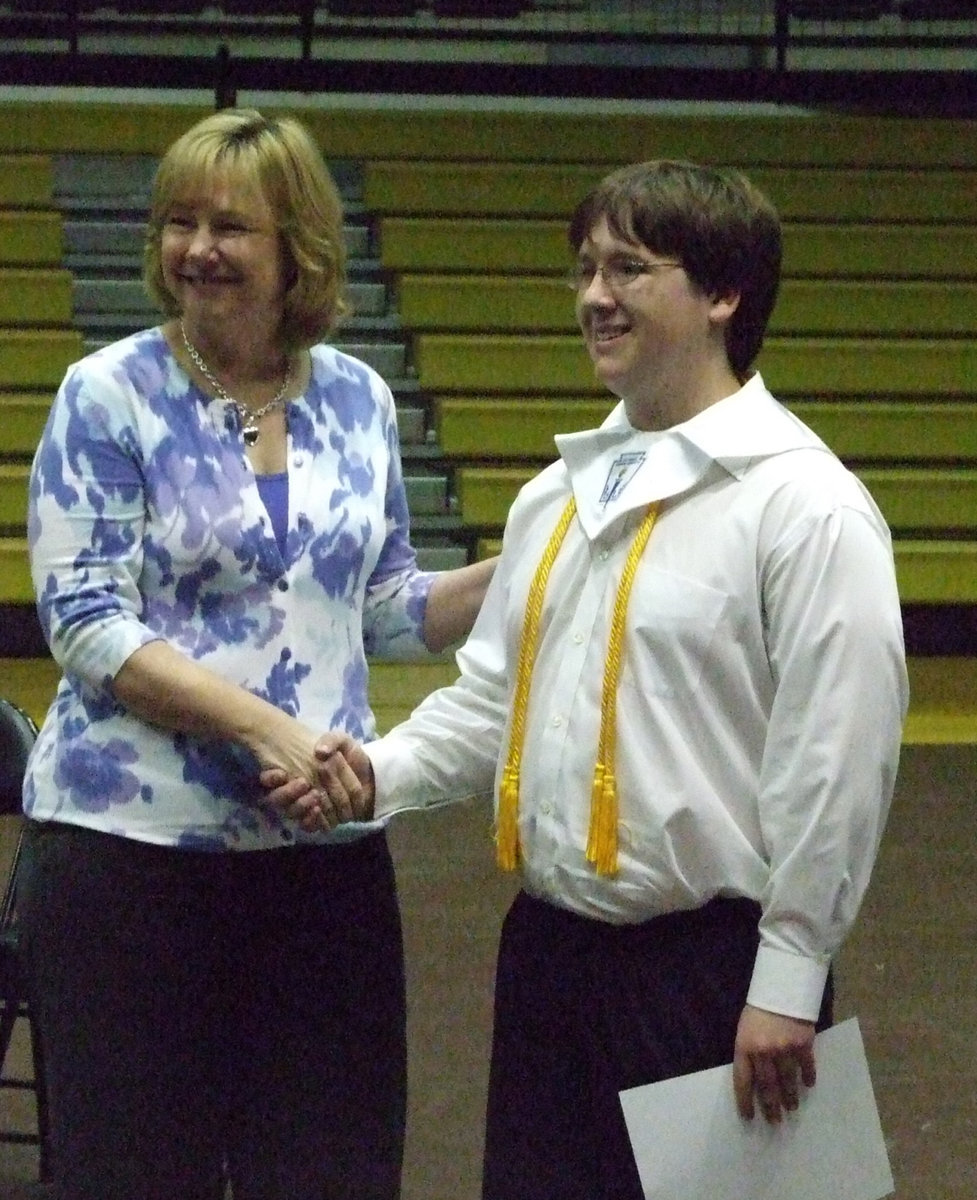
[364, 735, 424, 820]
[747, 944, 831, 1022]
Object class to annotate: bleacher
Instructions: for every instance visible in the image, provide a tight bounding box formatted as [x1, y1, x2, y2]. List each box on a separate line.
[1, 100, 975, 741]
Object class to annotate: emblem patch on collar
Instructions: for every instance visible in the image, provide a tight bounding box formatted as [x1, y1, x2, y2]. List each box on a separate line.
[600, 451, 646, 505]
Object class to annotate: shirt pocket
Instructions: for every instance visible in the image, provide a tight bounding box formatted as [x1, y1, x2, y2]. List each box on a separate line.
[624, 566, 730, 699]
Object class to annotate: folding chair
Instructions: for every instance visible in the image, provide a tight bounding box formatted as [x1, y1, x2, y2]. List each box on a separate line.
[0, 697, 50, 1181]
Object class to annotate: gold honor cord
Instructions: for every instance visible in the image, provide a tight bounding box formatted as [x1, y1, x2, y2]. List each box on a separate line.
[496, 497, 577, 871]
[497, 498, 660, 875]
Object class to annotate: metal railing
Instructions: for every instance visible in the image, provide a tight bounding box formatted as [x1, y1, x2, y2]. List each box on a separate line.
[0, 2, 975, 112]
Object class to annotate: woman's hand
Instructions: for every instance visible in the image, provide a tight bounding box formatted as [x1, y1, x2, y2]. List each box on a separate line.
[259, 731, 376, 833]
[111, 642, 363, 831]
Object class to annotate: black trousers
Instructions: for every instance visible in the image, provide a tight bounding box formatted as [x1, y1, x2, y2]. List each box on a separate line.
[482, 891, 834, 1200]
[18, 822, 407, 1200]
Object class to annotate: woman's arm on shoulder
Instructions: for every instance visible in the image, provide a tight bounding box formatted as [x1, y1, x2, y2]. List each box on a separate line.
[422, 555, 498, 653]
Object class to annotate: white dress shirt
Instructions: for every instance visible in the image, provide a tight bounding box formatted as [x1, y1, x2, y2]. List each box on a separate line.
[367, 374, 908, 1021]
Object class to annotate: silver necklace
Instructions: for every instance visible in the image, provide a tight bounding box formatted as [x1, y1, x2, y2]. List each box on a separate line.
[180, 319, 291, 447]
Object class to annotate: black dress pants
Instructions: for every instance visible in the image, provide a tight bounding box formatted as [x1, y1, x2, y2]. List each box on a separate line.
[482, 891, 833, 1200]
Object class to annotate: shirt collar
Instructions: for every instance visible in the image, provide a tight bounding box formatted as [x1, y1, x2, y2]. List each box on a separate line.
[555, 374, 832, 540]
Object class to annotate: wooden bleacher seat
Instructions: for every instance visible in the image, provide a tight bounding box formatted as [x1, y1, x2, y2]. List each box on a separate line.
[2, 394, 52, 458]
[381, 217, 976, 281]
[396, 273, 977, 335]
[0, 269, 74, 327]
[0, 466, 29, 530]
[0, 330, 84, 389]
[365, 162, 977, 221]
[0, 101, 974, 742]
[0, 155, 54, 209]
[452, 465, 977, 535]
[0, 212, 62, 267]
[436, 395, 977, 464]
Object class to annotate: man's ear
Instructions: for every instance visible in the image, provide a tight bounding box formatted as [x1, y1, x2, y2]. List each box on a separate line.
[709, 289, 741, 327]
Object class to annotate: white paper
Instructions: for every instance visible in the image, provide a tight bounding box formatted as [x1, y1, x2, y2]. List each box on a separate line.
[619, 1017, 893, 1200]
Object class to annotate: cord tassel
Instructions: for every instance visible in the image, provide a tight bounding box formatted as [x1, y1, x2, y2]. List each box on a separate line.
[586, 762, 618, 875]
[496, 766, 522, 871]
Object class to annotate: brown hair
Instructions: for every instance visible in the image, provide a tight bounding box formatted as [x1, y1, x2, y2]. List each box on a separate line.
[144, 108, 349, 351]
[568, 160, 782, 378]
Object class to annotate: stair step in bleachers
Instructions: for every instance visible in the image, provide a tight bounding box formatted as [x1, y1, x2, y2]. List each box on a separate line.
[73, 279, 391, 341]
[53, 152, 158, 211]
[2, 648, 974, 748]
[61, 216, 371, 269]
[1, 389, 426, 458]
[412, 539, 468, 571]
[0, 538, 31, 604]
[455, 467, 977, 605]
[2, 105, 975, 166]
[0, 463, 27, 527]
[332, 341, 407, 381]
[402, 471, 448, 517]
[63, 218, 144, 270]
[470, 532, 977, 610]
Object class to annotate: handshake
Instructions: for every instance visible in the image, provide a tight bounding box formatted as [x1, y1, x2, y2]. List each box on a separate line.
[260, 731, 377, 833]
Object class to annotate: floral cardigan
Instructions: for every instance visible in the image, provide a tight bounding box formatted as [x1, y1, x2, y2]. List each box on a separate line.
[25, 329, 434, 851]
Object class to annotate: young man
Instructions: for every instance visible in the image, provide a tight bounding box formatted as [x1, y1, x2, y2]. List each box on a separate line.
[267, 160, 907, 1200]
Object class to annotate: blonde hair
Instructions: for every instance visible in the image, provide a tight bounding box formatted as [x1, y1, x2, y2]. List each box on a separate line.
[143, 108, 349, 351]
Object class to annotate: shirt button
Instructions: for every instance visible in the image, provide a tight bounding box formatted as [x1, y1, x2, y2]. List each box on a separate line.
[277, 579, 289, 592]
[552, 715, 563, 727]
[541, 802, 552, 815]
[599, 550, 609, 561]
[572, 632, 584, 644]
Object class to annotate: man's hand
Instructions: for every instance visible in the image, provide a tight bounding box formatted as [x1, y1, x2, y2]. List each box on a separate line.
[259, 732, 376, 832]
[732, 1005, 817, 1123]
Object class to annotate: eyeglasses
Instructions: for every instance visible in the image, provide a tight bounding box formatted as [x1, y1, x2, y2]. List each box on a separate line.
[566, 256, 683, 292]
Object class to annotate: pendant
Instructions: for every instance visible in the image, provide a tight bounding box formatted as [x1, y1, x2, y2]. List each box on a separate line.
[243, 424, 260, 446]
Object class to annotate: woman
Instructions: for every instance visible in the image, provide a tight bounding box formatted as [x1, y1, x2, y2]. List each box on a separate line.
[20, 108, 493, 1200]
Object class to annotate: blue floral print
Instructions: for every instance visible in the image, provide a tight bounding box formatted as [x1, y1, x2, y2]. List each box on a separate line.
[24, 329, 435, 849]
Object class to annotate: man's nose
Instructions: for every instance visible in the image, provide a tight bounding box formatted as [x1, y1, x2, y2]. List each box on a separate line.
[581, 272, 615, 304]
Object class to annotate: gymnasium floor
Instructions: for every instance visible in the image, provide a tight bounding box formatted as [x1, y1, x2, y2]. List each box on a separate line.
[2, 742, 975, 1198]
